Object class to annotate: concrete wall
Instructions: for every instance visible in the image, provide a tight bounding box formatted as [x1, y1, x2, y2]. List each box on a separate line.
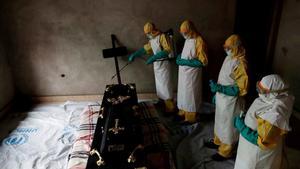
[0, 38, 15, 116]
[1, 0, 236, 96]
[273, 0, 300, 110]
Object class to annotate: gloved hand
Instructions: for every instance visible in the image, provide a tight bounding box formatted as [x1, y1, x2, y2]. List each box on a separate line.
[176, 57, 203, 68]
[234, 116, 258, 146]
[209, 80, 239, 96]
[234, 116, 245, 130]
[209, 80, 219, 93]
[128, 48, 146, 62]
[146, 50, 168, 64]
[176, 54, 182, 65]
[219, 85, 239, 96]
[212, 94, 216, 105]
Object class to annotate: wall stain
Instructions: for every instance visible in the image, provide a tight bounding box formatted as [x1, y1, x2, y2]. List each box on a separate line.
[281, 46, 288, 56]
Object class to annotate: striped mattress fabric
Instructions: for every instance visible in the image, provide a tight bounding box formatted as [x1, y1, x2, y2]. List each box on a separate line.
[67, 102, 175, 169]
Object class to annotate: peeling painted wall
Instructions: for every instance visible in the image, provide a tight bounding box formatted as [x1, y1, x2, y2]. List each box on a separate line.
[273, 0, 300, 110]
[0, 39, 14, 115]
[1, 0, 236, 96]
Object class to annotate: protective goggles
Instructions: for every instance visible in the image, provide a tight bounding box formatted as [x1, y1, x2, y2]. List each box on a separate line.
[256, 81, 288, 94]
[223, 45, 232, 51]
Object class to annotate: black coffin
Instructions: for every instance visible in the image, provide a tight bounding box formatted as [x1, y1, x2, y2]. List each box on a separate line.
[86, 83, 145, 169]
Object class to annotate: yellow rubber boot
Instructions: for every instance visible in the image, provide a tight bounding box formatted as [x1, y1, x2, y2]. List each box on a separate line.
[178, 109, 185, 116]
[214, 134, 234, 158]
[164, 99, 175, 113]
[218, 144, 233, 158]
[184, 112, 197, 123]
[213, 134, 222, 146]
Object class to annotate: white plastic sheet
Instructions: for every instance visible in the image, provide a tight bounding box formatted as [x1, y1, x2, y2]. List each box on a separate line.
[0, 101, 99, 169]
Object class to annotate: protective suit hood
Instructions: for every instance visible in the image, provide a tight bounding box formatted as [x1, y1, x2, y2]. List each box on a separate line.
[180, 20, 199, 39]
[256, 74, 294, 131]
[144, 22, 160, 38]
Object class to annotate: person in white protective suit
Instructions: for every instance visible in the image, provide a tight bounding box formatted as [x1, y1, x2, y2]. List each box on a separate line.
[205, 34, 249, 161]
[234, 74, 295, 169]
[128, 22, 175, 113]
[176, 20, 208, 123]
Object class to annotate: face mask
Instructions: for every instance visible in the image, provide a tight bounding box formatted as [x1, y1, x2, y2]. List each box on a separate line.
[181, 33, 189, 39]
[259, 93, 275, 104]
[147, 34, 154, 39]
[225, 49, 232, 56]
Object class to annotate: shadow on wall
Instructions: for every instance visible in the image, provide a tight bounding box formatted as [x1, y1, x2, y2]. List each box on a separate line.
[286, 113, 300, 150]
[12, 93, 34, 112]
